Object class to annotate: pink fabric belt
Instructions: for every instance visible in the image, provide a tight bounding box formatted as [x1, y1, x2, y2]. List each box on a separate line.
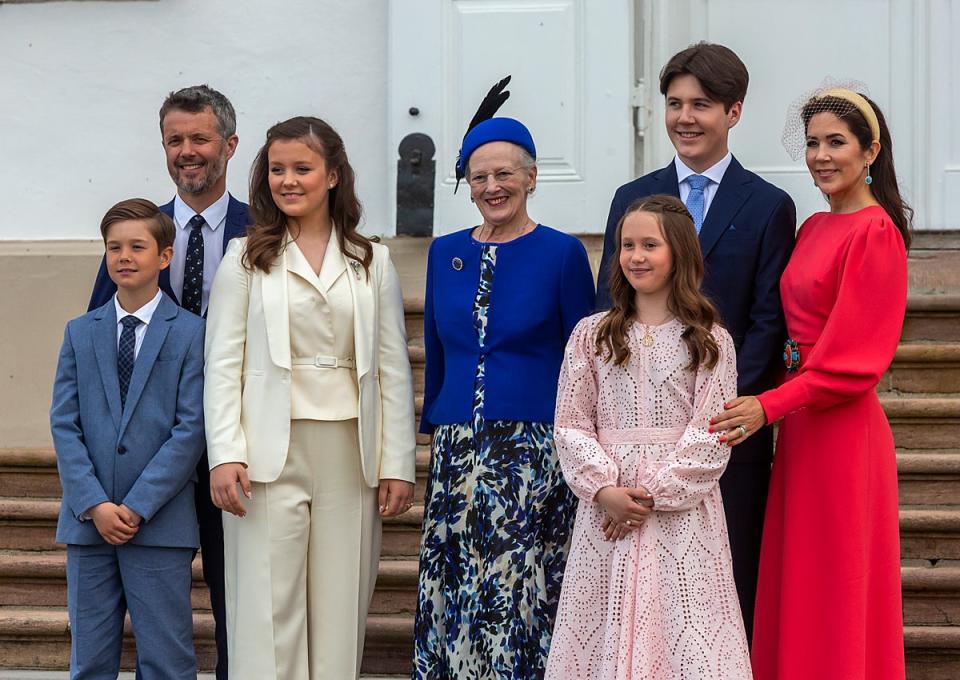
[597, 426, 686, 446]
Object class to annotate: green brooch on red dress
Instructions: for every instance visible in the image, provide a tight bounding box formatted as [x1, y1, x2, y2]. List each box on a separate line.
[783, 339, 800, 373]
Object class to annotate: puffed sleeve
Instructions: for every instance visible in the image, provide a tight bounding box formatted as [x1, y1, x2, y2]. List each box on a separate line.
[758, 218, 907, 423]
[639, 328, 738, 511]
[554, 316, 620, 502]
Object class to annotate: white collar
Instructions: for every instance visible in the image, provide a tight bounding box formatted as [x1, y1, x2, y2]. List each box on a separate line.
[173, 190, 230, 232]
[674, 152, 733, 186]
[114, 289, 163, 325]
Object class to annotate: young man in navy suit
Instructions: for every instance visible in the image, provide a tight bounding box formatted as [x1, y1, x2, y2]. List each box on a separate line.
[595, 43, 796, 641]
[53, 199, 205, 679]
[88, 85, 248, 679]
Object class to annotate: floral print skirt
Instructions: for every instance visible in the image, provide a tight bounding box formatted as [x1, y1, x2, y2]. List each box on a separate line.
[412, 373, 576, 678]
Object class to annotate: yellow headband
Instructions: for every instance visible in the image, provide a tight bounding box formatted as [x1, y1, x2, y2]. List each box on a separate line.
[817, 88, 881, 143]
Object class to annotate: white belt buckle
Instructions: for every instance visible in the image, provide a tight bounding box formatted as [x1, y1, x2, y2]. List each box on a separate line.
[314, 355, 337, 368]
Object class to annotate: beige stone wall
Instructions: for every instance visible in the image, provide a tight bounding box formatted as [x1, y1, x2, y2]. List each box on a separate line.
[3, 233, 952, 448]
[0, 241, 103, 447]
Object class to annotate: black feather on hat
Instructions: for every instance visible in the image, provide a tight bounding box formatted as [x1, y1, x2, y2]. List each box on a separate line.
[454, 75, 512, 192]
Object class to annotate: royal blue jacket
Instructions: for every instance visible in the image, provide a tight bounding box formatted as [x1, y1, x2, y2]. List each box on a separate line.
[420, 225, 594, 433]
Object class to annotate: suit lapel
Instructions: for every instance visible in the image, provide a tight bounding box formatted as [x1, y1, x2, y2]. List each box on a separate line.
[699, 157, 752, 259]
[159, 200, 182, 304]
[118, 295, 175, 435]
[651, 162, 682, 199]
[92, 303, 122, 430]
[261, 242, 291, 370]
[318, 232, 347, 294]
[345, 240, 374, 380]
[223, 195, 249, 254]
[159, 268, 179, 305]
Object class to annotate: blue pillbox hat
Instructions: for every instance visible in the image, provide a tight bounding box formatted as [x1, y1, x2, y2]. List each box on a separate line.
[456, 117, 537, 175]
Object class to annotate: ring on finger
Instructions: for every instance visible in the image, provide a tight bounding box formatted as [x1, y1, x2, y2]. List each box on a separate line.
[736, 424, 748, 438]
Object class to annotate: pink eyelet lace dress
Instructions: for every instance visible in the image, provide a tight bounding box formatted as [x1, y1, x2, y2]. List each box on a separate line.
[545, 314, 752, 680]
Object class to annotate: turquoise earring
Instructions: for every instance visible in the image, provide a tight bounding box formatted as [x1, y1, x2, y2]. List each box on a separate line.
[865, 163, 873, 185]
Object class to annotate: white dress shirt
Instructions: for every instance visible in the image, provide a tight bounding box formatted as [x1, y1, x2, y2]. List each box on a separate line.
[114, 289, 163, 359]
[169, 191, 230, 315]
[675, 152, 733, 219]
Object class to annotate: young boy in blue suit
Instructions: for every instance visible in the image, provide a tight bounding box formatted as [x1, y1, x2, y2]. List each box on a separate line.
[51, 198, 206, 679]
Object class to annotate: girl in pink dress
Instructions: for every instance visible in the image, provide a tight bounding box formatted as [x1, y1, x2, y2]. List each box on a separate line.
[545, 195, 751, 680]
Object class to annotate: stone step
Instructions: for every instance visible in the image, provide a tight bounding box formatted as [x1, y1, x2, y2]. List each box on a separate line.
[0, 605, 954, 677]
[884, 344, 960, 394]
[903, 566, 960, 627]
[0, 606, 412, 675]
[904, 625, 960, 680]
[881, 396, 960, 451]
[0, 450, 58, 500]
[0, 444, 431, 504]
[0, 498, 426, 558]
[901, 508, 960, 560]
[0, 550, 421, 616]
[899, 452, 960, 506]
[10, 549, 960, 627]
[902, 295, 960, 343]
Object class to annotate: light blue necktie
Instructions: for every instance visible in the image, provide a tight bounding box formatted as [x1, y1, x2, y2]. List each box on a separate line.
[685, 174, 710, 233]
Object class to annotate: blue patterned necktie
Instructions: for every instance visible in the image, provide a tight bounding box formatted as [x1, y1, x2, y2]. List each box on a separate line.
[118, 315, 142, 409]
[181, 214, 205, 315]
[685, 174, 710, 233]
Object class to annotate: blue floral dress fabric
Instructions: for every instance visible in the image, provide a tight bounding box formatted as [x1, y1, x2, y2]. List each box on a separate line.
[412, 244, 577, 679]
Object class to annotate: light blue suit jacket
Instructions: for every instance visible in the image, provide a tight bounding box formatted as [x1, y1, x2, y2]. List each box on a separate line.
[51, 292, 206, 548]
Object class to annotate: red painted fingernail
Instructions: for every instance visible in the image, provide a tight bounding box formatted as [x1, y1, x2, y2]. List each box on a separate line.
[708, 427, 714, 433]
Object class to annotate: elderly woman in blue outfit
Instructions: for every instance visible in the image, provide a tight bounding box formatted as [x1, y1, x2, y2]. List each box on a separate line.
[412, 78, 595, 679]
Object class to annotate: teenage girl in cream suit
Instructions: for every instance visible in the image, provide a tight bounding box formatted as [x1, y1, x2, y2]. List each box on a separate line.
[203, 116, 416, 680]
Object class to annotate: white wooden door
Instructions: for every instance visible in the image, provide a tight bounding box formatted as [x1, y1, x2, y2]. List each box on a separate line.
[388, 0, 634, 236]
[641, 0, 933, 228]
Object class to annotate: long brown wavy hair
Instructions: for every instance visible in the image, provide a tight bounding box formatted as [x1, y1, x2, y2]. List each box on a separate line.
[596, 194, 721, 370]
[244, 116, 372, 275]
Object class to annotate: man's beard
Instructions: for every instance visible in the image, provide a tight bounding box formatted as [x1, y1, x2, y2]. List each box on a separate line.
[175, 153, 226, 195]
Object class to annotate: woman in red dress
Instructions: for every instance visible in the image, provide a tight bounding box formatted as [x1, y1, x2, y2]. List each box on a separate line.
[710, 85, 912, 680]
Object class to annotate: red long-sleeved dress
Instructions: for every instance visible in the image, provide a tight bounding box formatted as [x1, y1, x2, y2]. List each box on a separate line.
[752, 205, 907, 679]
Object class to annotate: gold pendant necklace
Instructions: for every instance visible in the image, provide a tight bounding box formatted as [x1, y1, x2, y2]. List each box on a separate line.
[642, 325, 654, 347]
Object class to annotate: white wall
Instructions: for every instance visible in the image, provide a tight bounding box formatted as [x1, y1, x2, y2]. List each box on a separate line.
[2, 0, 958, 239]
[642, 0, 959, 230]
[0, 0, 390, 239]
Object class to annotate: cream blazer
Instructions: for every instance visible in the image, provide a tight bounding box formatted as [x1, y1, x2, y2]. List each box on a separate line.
[203, 235, 416, 487]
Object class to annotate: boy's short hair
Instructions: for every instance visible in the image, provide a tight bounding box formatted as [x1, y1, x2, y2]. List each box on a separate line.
[100, 198, 176, 251]
[659, 42, 749, 112]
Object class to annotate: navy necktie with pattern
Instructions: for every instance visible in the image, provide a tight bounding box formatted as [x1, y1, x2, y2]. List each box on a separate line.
[118, 315, 142, 410]
[181, 214, 205, 315]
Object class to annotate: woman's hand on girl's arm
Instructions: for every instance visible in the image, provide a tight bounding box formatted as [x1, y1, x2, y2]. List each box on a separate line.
[710, 395, 767, 446]
[379, 479, 414, 517]
[210, 463, 251, 518]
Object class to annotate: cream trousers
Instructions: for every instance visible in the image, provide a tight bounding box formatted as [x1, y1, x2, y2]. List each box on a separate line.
[223, 418, 381, 679]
